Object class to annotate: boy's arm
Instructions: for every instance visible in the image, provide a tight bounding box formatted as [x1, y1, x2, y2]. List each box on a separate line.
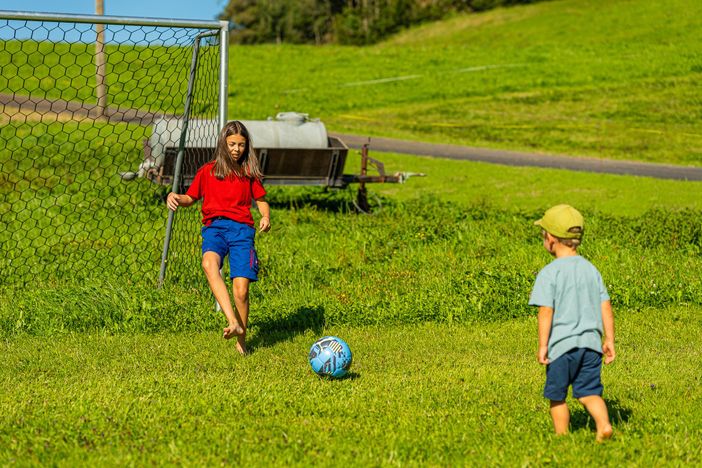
[601, 300, 615, 364]
[166, 192, 195, 211]
[537, 306, 553, 365]
[255, 198, 271, 232]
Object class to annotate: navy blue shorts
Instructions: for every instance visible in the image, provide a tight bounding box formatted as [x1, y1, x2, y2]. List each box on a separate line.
[544, 348, 603, 401]
[201, 218, 259, 281]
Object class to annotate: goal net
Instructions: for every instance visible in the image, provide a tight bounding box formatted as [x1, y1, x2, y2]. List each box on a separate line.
[0, 11, 227, 287]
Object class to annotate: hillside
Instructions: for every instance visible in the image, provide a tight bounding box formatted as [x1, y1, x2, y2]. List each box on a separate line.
[230, 0, 702, 165]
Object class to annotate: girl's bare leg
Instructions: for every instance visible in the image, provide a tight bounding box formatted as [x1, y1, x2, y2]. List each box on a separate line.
[232, 277, 250, 355]
[550, 400, 570, 435]
[578, 395, 613, 442]
[202, 252, 243, 338]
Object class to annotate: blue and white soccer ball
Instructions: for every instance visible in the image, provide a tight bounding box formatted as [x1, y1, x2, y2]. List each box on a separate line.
[308, 336, 353, 378]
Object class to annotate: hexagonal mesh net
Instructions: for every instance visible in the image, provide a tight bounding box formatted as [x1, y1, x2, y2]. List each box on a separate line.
[0, 14, 222, 287]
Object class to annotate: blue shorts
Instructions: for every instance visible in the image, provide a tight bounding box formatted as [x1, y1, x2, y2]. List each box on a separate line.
[544, 348, 603, 401]
[201, 218, 259, 281]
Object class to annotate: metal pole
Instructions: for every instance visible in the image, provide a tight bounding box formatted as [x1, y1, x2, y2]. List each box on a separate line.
[0, 10, 223, 29]
[95, 0, 107, 118]
[215, 21, 229, 312]
[219, 20, 229, 129]
[158, 36, 202, 287]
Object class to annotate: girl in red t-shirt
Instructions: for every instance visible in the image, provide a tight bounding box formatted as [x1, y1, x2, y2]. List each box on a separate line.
[167, 121, 271, 355]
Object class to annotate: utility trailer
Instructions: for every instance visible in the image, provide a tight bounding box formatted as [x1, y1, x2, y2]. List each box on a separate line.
[126, 113, 423, 210]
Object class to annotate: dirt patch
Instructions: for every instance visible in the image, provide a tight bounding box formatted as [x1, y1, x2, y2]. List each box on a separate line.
[0, 104, 105, 124]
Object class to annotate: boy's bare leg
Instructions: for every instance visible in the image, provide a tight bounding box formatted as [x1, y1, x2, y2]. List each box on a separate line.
[550, 400, 570, 435]
[202, 252, 243, 338]
[232, 277, 251, 355]
[578, 395, 613, 441]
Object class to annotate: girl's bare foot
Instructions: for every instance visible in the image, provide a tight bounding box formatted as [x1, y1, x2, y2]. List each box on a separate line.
[223, 323, 244, 339]
[596, 425, 613, 442]
[235, 340, 247, 355]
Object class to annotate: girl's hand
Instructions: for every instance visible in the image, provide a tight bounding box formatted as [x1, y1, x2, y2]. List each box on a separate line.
[259, 216, 271, 232]
[166, 192, 180, 211]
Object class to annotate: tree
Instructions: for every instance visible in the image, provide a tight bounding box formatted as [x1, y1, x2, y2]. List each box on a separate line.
[220, 0, 545, 45]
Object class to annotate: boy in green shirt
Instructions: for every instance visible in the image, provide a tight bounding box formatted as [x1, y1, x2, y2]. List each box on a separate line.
[528, 204, 615, 442]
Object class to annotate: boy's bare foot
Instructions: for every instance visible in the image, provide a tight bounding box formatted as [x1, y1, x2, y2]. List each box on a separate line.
[222, 323, 244, 339]
[596, 425, 613, 442]
[235, 341, 247, 355]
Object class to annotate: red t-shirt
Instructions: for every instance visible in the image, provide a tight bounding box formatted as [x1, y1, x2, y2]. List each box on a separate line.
[185, 161, 267, 227]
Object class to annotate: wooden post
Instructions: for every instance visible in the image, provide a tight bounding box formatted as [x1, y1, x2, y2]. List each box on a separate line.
[356, 142, 370, 213]
[95, 0, 107, 118]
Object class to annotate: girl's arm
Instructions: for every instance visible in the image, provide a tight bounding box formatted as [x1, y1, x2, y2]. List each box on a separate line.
[601, 300, 615, 364]
[256, 198, 271, 232]
[537, 306, 553, 365]
[166, 192, 195, 211]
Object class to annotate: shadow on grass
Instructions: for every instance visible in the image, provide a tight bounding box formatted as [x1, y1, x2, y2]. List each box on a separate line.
[314, 371, 361, 382]
[570, 397, 632, 433]
[248, 305, 326, 352]
[266, 186, 389, 214]
[266, 187, 355, 214]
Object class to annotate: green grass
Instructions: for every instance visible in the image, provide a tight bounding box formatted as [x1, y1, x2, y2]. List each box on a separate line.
[3, 0, 700, 164]
[228, 0, 702, 165]
[3, 134, 702, 465]
[344, 151, 702, 215]
[2, 0, 702, 463]
[2, 147, 702, 332]
[0, 37, 218, 116]
[2, 308, 701, 465]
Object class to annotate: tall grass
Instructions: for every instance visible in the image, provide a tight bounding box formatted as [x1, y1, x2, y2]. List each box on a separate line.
[0, 120, 168, 283]
[2, 180, 701, 336]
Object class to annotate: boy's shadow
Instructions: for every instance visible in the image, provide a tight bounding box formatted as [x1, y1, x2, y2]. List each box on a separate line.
[248, 305, 325, 352]
[570, 397, 632, 432]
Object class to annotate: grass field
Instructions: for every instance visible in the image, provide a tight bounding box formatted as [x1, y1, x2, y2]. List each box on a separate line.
[229, 0, 702, 166]
[2, 0, 700, 165]
[3, 153, 702, 334]
[2, 309, 701, 465]
[2, 153, 702, 463]
[2, 0, 702, 464]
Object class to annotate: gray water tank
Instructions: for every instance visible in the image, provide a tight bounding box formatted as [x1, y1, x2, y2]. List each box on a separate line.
[243, 112, 328, 149]
[121, 113, 330, 180]
[148, 112, 328, 166]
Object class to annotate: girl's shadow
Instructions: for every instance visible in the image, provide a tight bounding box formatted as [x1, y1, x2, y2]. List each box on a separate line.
[266, 187, 355, 213]
[247, 305, 325, 352]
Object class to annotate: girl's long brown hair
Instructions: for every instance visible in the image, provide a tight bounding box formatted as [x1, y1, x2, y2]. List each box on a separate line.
[211, 120, 263, 179]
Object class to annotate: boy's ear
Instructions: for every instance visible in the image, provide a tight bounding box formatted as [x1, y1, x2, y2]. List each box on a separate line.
[544, 232, 559, 244]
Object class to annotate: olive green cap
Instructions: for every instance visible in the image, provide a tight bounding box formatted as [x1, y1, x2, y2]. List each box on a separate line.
[534, 204, 584, 239]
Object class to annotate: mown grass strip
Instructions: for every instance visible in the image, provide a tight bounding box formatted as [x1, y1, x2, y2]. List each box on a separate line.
[1, 308, 700, 465]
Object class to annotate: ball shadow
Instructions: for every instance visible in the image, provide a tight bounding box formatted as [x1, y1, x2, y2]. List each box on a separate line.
[315, 371, 361, 382]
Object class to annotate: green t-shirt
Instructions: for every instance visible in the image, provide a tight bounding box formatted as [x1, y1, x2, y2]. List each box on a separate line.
[528, 255, 610, 362]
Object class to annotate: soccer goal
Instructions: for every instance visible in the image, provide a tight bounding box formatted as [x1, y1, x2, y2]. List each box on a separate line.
[0, 10, 228, 287]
